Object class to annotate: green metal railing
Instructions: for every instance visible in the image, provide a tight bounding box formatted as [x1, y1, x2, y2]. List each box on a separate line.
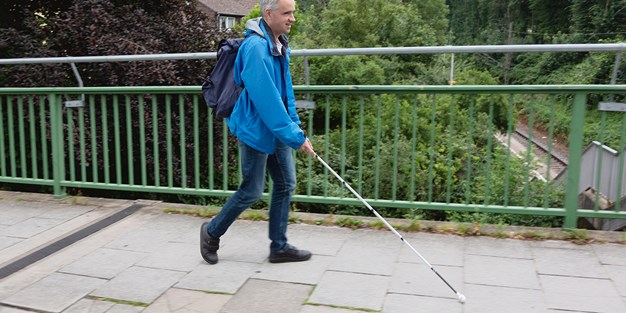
[0, 85, 625, 229]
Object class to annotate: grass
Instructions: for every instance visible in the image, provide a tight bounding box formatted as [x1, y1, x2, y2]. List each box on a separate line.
[397, 219, 421, 232]
[515, 230, 550, 240]
[563, 229, 591, 243]
[335, 217, 364, 229]
[288, 214, 302, 224]
[163, 207, 219, 218]
[243, 211, 267, 221]
[493, 223, 510, 238]
[86, 296, 148, 307]
[163, 207, 623, 244]
[367, 220, 386, 230]
[303, 303, 379, 312]
[200, 290, 234, 295]
[456, 223, 475, 236]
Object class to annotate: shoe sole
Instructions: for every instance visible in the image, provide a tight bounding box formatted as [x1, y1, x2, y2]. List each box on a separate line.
[268, 254, 312, 263]
[200, 222, 218, 264]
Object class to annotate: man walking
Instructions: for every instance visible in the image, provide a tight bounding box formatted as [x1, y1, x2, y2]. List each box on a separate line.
[200, 0, 315, 265]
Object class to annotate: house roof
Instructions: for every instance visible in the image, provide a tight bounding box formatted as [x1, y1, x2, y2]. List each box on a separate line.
[198, 0, 259, 16]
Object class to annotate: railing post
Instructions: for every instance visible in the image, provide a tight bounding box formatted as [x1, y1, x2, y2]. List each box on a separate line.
[563, 92, 587, 228]
[49, 93, 66, 198]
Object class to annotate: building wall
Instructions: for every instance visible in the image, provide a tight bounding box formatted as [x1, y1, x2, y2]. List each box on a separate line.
[196, 2, 218, 28]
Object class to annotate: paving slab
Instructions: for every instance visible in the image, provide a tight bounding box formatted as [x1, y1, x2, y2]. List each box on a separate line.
[0, 305, 33, 312]
[329, 242, 399, 276]
[206, 220, 272, 264]
[0, 201, 96, 227]
[533, 247, 608, 278]
[0, 203, 45, 226]
[389, 262, 463, 299]
[106, 304, 147, 313]
[540, 274, 626, 312]
[136, 242, 202, 272]
[465, 254, 540, 289]
[147, 213, 202, 235]
[0, 217, 65, 238]
[1, 272, 106, 313]
[217, 237, 270, 264]
[282, 224, 350, 256]
[39, 204, 97, 221]
[594, 243, 626, 266]
[604, 264, 626, 297]
[462, 284, 546, 313]
[0, 210, 31, 226]
[143, 288, 231, 313]
[348, 228, 404, 249]
[299, 305, 361, 313]
[104, 227, 178, 253]
[62, 299, 115, 313]
[529, 239, 591, 250]
[2, 193, 626, 313]
[63, 299, 144, 313]
[0, 203, 121, 267]
[59, 248, 148, 279]
[0, 207, 160, 301]
[308, 271, 390, 311]
[90, 266, 186, 304]
[220, 279, 312, 313]
[0, 236, 21, 251]
[465, 236, 533, 259]
[398, 232, 465, 266]
[382, 293, 462, 313]
[252, 255, 334, 285]
[176, 260, 260, 294]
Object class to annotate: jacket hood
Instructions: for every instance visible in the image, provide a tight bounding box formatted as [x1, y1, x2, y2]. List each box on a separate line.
[245, 17, 265, 37]
[245, 17, 289, 57]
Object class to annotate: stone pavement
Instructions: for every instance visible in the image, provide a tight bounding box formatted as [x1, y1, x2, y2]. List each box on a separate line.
[0, 191, 625, 313]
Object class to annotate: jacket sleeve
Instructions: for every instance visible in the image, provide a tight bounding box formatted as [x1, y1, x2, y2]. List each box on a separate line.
[284, 58, 301, 125]
[239, 40, 305, 150]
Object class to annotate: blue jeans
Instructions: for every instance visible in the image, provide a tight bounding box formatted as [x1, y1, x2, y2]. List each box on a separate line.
[207, 140, 296, 253]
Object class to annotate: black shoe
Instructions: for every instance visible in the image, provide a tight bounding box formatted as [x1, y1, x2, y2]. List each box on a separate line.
[269, 244, 312, 263]
[200, 221, 220, 264]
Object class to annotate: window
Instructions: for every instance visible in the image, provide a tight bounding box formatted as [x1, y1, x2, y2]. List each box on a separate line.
[219, 16, 236, 30]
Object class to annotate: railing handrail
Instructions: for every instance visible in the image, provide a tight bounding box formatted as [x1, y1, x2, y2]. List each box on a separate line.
[0, 85, 624, 229]
[0, 43, 625, 65]
[1, 84, 625, 94]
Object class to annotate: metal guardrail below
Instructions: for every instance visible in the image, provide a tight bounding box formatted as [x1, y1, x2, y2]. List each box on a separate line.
[0, 43, 625, 64]
[0, 85, 625, 229]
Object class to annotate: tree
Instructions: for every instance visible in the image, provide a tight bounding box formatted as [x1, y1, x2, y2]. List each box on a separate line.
[529, 0, 572, 42]
[293, 0, 449, 85]
[570, 0, 626, 42]
[0, 0, 72, 30]
[310, 0, 448, 48]
[0, 0, 239, 202]
[447, 0, 535, 46]
[1, 0, 226, 87]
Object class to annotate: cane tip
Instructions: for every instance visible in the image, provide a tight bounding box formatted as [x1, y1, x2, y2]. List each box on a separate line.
[457, 293, 466, 303]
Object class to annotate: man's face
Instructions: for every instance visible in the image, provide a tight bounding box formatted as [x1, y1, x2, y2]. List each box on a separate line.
[265, 0, 296, 37]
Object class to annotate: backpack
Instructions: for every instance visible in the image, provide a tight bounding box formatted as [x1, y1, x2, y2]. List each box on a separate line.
[201, 35, 255, 118]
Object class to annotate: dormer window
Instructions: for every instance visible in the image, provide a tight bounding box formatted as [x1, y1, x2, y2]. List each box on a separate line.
[219, 15, 236, 30]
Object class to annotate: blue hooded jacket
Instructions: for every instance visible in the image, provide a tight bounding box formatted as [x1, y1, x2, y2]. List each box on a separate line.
[228, 18, 305, 154]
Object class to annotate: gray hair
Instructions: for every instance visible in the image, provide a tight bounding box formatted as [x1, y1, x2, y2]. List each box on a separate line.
[260, 0, 280, 15]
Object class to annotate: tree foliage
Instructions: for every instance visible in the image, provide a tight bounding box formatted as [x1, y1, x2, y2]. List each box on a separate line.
[292, 0, 449, 85]
[2, 0, 623, 226]
[1, 0, 227, 87]
[446, 0, 626, 85]
[0, 0, 73, 30]
[0, 0, 239, 202]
